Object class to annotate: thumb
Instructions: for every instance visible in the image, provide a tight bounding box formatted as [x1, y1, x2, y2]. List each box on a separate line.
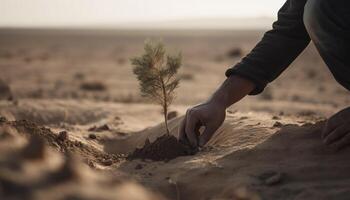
[185, 113, 199, 147]
[198, 124, 218, 147]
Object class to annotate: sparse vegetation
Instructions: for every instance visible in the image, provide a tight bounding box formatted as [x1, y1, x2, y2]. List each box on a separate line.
[131, 40, 181, 134]
[80, 81, 106, 91]
[227, 47, 243, 58]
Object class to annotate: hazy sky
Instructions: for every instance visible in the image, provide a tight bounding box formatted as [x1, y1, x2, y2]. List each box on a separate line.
[0, 0, 285, 28]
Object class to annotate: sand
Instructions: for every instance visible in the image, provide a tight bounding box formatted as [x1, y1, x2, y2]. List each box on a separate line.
[0, 29, 349, 199]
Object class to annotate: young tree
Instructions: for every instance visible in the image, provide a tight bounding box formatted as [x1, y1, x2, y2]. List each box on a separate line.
[131, 40, 181, 135]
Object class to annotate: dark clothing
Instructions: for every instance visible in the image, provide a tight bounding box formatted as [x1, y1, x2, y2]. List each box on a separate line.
[225, 0, 350, 95]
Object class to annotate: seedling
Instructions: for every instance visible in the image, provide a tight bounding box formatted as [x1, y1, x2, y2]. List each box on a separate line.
[131, 40, 181, 135]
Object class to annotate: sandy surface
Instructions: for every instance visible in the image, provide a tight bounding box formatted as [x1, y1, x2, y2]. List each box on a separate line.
[0, 29, 349, 200]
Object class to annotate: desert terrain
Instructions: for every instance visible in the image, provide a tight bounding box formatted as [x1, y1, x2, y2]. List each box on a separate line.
[0, 28, 349, 200]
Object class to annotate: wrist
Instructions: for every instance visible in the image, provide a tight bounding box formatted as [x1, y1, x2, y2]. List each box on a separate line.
[208, 88, 231, 109]
[209, 75, 254, 109]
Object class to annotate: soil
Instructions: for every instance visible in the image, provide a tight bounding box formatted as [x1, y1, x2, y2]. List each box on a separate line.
[1, 29, 350, 199]
[128, 134, 197, 161]
[0, 119, 124, 165]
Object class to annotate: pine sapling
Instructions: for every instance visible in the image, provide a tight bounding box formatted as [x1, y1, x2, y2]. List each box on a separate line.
[131, 40, 181, 135]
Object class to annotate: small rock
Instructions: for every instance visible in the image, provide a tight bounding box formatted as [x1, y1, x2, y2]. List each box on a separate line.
[74, 141, 83, 147]
[88, 126, 97, 131]
[101, 159, 113, 166]
[0, 116, 7, 123]
[88, 133, 97, 140]
[98, 124, 110, 131]
[273, 121, 283, 128]
[87, 160, 95, 168]
[57, 131, 68, 142]
[272, 116, 280, 120]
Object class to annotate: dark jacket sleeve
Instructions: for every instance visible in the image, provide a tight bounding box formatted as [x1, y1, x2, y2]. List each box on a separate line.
[225, 0, 310, 95]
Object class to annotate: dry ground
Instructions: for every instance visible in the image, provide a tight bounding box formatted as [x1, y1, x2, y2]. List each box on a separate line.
[0, 29, 349, 200]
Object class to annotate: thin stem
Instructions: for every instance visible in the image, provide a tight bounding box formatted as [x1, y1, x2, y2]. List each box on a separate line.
[160, 75, 170, 135]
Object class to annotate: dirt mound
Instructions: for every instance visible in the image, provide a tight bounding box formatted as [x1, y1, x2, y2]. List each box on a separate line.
[0, 124, 164, 200]
[128, 134, 196, 161]
[0, 119, 124, 166]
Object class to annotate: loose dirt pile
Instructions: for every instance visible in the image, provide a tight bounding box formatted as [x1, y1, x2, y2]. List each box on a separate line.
[128, 134, 197, 161]
[0, 121, 164, 200]
[0, 118, 124, 166]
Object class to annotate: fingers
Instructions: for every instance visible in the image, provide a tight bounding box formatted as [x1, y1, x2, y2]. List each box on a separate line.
[185, 110, 199, 147]
[331, 133, 350, 151]
[323, 124, 349, 145]
[198, 123, 219, 147]
[178, 116, 186, 141]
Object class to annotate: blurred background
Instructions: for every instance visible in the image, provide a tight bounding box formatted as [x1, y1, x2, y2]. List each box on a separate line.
[1, 2, 350, 199]
[1, 0, 282, 29]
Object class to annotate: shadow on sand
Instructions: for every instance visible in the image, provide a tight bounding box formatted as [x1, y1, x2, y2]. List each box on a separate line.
[109, 117, 350, 200]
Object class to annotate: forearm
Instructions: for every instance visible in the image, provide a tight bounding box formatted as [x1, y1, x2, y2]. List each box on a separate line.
[225, 0, 310, 95]
[208, 75, 255, 109]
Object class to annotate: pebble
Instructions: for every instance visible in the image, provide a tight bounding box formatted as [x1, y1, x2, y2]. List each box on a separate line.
[88, 133, 97, 139]
[57, 131, 68, 141]
[273, 121, 283, 128]
[101, 159, 113, 166]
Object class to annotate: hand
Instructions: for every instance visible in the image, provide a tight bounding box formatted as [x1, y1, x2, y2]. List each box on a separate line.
[179, 101, 226, 147]
[178, 75, 254, 148]
[322, 107, 350, 150]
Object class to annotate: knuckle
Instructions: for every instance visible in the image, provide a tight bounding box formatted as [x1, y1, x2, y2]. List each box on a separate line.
[188, 108, 197, 115]
[187, 108, 194, 116]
